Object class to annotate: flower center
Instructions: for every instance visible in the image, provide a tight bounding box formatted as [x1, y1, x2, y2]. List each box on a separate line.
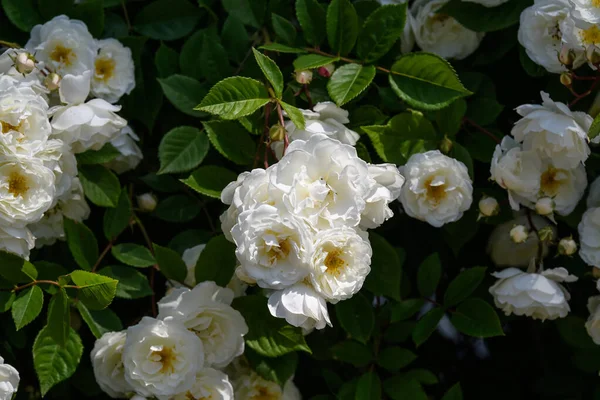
[251, 386, 279, 400]
[95, 57, 116, 82]
[424, 176, 447, 204]
[540, 167, 565, 197]
[0, 120, 22, 134]
[151, 346, 176, 374]
[325, 249, 346, 276]
[8, 171, 29, 197]
[593, 0, 600, 8]
[267, 239, 291, 262]
[581, 25, 600, 45]
[49, 45, 74, 66]
[431, 13, 450, 24]
[186, 392, 212, 400]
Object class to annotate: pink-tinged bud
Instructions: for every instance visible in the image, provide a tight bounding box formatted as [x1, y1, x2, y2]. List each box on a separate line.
[294, 70, 313, 85]
[14, 52, 35, 74]
[44, 73, 61, 91]
[558, 45, 576, 67]
[137, 193, 157, 212]
[317, 63, 335, 78]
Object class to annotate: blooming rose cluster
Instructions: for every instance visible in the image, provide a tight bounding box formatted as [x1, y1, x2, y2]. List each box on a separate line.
[0, 15, 141, 256]
[221, 104, 404, 331]
[91, 281, 254, 399]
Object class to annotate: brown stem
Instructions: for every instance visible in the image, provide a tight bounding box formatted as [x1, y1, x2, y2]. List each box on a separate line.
[11, 280, 79, 292]
[569, 75, 600, 107]
[92, 241, 113, 272]
[463, 117, 502, 144]
[275, 102, 289, 155]
[121, 0, 132, 31]
[263, 103, 272, 168]
[302, 84, 314, 109]
[304, 47, 394, 75]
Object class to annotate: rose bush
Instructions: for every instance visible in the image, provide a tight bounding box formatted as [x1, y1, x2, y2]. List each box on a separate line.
[2, 0, 600, 398]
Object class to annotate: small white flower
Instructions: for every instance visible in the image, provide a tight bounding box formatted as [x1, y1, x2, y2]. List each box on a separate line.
[411, 0, 484, 60]
[489, 267, 577, 320]
[26, 15, 97, 76]
[233, 372, 300, 400]
[0, 50, 48, 94]
[90, 331, 131, 399]
[512, 92, 592, 169]
[536, 161, 587, 216]
[561, 17, 600, 56]
[91, 39, 135, 103]
[157, 282, 248, 369]
[14, 52, 35, 75]
[510, 224, 529, 243]
[309, 227, 372, 303]
[586, 295, 600, 344]
[558, 237, 578, 255]
[518, 0, 584, 73]
[570, 0, 600, 25]
[122, 317, 204, 399]
[462, 0, 509, 7]
[578, 207, 600, 266]
[137, 193, 157, 212]
[104, 126, 142, 174]
[399, 150, 473, 227]
[171, 368, 233, 400]
[535, 197, 555, 216]
[360, 163, 405, 229]
[267, 282, 332, 331]
[478, 196, 499, 217]
[0, 355, 19, 400]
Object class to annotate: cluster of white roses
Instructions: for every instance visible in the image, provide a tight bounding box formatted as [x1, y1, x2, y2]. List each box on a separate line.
[91, 280, 288, 400]
[0, 15, 142, 257]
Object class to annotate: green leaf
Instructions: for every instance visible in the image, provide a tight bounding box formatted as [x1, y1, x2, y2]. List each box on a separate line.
[556, 316, 597, 349]
[356, 4, 407, 63]
[140, 173, 182, 193]
[222, 15, 250, 63]
[377, 347, 417, 372]
[222, 0, 266, 28]
[364, 233, 402, 301]
[417, 253, 442, 298]
[33, 326, 83, 396]
[47, 288, 70, 347]
[327, 0, 359, 56]
[450, 298, 504, 337]
[246, 349, 298, 387]
[335, 293, 375, 344]
[199, 34, 232, 84]
[465, 97, 504, 127]
[384, 378, 427, 400]
[391, 299, 425, 322]
[64, 219, 99, 271]
[296, 0, 327, 46]
[0, 251, 38, 283]
[362, 110, 438, 165]
[158, 126, 210, 175]
[412, 307, 444, 347]
[154, 195, 201, 222]
[98, 265, 153, 299]
[76, 302, 123, 339]
[389, 53, 471, 110]
[155, 42, 180, 78]
[232, 295, 311, 357]
[272, 13, 297, 45]
[71, 270, 118, 310]
[293, 54, 340, 71]
[331, 340, 372, 367]
[259, 43, 307, 54]
[280, 101, 306, 130]
[328, 63, 375, 106]
[443, 267, 486, 308]
[76, 144, 120, 165]
[356, 371, 382, 400]
[253, 48, 284, 98]
[12, 286, 44, 330]
[204, 120, 256, 165]
[436, 99, 467, 137]
[450, 142, 474, 179]
[158, 75, 208, 118]
[111, 244, 156, 268]
[68, 0, 104, 37]
[0, 292, 15, 313]
[1, 0, 42, 31]
[196, 77, 270, 119]
[103, 189, 132, 240]
[133, 0, 201, 40]
[181, 166, 238, 199]
[442, 383, 463, 400]
[438, 0, 531, 32]
[589, 113, 600, 141]
[196, 235, 238, 288]
[168, 229, 212, 255]
[78, 164, 121, 208]
[153, 243, 188, 283]
[519, 45, 546, 78]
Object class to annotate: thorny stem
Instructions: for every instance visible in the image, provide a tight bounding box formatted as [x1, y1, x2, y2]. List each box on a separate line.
[463, 117, 502, 144]
[11, 280, 79, 292]
[567, 67, 600, 107]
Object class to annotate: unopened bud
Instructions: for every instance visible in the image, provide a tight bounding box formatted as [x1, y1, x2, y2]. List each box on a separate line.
[440, 136, 453, 154]
[14, 52, 35, 75]
[559, 45, 576, 67]
[560, 72, 573, 87]
[478, 196, 499, 218]
[294, 70, 313, 85]
[269, 124, 286, 142]
[587, 44, 600, 65]
[137, 193, 157, 212]
[539, 226, 554, 242]
[558, 237, 577, 256]
[535, 197, 554, 216]
[317, 63, 335, 78]
[44, 73, 61, 91]
[510, 225, 529, 244]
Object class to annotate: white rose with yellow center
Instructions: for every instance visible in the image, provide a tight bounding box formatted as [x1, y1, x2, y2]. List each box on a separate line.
[268, 282, 331, 331]
[171, 368, 233, 400]
[90, 331, 132, 399]
[91, 39, 136, 104]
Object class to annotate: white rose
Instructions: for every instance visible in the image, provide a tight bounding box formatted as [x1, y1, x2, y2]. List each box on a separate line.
[309, 227, 372, 302]
[233, 372, 300, 400]
[157, 282, 248, 369]
[578, 207, 600, 266]
[536, 160, 587, 216]
[512, 92, 592, 169]
[399, 150, 473, 227]
[587, 176, 600, 208]
[489, 267, 577, 320]
[462, 0, 509, 7]
[232, 204, 313, 289]
[35, 138, 78, 200]
[271, 134, 373, 230]
[171, 368, 233, 400]
[411, 0, 484, 60]
[570, 0, 600, 25]
[26, 15, 96, 76]
[0, 225, 34, 259]
[122, 317, 204, 399]
[561, 16, 600, 57]
[267, 282, 332, 331]
[360, 163, 405, 229]
[105, 126, 143, 174]
[586, 295, 600, 344]
[91, 39, 136, 103]
[518, 0, 584, 73]
[0, 356, 19, 400]
[90, 331, 131, 399]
